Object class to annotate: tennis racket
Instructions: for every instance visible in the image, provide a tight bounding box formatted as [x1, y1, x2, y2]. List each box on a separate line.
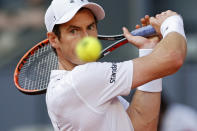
[14, 25, 156, 95]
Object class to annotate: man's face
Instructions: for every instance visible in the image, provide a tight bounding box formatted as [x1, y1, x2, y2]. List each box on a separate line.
[55, 8, 98, 65]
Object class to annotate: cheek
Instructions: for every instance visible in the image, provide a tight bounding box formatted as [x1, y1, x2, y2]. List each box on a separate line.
[70, 41, 78, 57]
[61, 38, 79, 58]
[69, 37, 80, 54]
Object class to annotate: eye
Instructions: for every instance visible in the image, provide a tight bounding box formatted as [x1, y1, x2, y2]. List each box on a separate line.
[70, 29, 78, 34]
[87, 24, 95, 30]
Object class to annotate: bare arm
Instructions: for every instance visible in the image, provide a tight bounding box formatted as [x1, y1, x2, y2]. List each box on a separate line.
[127, 91, 160, 131]
[123, 11, 186, 88]
[124, 11, 187, 130]
[132, 32, 186, 88]
[127, 32, 186, 130]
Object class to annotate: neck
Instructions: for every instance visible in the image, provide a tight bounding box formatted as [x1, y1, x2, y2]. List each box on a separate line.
[55, 48, 77, 71]
[56, 49, 80, 71]
[58, 59, 77, 71]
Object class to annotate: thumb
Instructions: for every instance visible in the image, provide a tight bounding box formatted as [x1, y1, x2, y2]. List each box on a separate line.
[122, 27, 148, 48]
[122, 27, 136, 44]
[123, 27, 132, 39]
[149, 17, 161, 35]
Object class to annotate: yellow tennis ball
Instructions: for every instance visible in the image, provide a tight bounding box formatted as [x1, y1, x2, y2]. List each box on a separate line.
[76, 36, 102, 62]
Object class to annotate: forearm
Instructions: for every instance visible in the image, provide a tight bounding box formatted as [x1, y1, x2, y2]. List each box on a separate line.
[132, 32, 186, 88]
[127, 90, 161, 131]
[149, 14, 187, 77]
[125, 11, 186, 131]
[128, 49, 161, 131]
[150, 32, 186, 77]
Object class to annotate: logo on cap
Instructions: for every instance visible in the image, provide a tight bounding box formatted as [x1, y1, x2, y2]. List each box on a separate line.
[70, 0, 85, 3]
[53, 16, 56, 21]
[70, 0, 74, 3]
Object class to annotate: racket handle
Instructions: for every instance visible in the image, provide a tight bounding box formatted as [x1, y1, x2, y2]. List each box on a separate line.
[131, 25, 156, 37]
[98, 25, 156, 41]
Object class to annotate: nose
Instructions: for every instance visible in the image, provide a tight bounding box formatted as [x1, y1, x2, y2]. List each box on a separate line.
[81, 30, 89, 37]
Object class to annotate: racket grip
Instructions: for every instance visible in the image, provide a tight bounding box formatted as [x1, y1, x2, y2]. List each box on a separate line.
[131, 25, 156, 37]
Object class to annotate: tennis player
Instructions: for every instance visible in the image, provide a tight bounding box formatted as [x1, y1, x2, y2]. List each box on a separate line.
[45, 0, 187, 130]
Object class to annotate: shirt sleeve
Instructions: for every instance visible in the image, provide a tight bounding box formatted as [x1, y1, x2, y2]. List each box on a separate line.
[71, 60, 133, 107]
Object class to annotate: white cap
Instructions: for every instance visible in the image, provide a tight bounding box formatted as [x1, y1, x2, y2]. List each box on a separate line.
[45, 0, 105, 32]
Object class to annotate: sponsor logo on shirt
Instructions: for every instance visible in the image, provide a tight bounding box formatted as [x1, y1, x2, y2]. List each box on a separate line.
[110, 63, 117, 83]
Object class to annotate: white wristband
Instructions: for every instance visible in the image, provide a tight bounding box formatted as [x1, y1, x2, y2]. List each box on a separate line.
[161, 15, 186, 39]
[139, 49, 153, 57]
[137, 49, 162, 92]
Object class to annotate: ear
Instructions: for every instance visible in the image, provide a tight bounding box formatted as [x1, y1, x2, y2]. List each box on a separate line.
[47, 32, 60, 49]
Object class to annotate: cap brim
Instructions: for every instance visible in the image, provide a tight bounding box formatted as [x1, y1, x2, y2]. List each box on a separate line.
[83, 2, 105, 20]
[56, 2, 105, 25]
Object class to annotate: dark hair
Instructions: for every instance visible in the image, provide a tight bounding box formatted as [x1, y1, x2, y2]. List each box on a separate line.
[52, 24, 60, 55]
[53, 24, 61, 40]
[51, 8, 98, 55]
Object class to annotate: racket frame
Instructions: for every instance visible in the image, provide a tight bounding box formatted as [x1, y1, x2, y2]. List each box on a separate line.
[14, 39, 49, 95]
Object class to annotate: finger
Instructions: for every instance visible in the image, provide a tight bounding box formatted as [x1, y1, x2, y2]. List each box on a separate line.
[145, 15, 150, 19]
[142, 23, 147, 27]
[123, 27, 137, 45]
[123, 27, 132, 38]
[145, 15, 150, 25]
[149, 17, 161, 36]
[149, 17, 157, 27]
[123, 27, 148, 48]
[140, 18, 147, 27]
[135, 24, 141, 29]
[166, 10, 172, 14]
[161, 12, 166, 15]
[156, 14, 160, 19]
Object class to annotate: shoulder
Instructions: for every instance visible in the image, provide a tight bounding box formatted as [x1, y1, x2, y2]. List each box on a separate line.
[71, 60, 133, 87]
[73, 61, 133, 73]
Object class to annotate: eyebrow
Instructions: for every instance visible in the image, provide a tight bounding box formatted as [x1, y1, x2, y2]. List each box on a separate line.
[66, 25, 80, 30]
[88, 22, 97, 27]
[66, 22, 96, 30]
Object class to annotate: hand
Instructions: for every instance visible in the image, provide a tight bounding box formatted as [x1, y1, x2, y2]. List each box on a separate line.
[150, 10, 178, 36]
[123, 15, 160, 49]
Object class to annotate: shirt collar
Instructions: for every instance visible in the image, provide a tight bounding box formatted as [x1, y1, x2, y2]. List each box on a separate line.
[50, 70, 69, 80]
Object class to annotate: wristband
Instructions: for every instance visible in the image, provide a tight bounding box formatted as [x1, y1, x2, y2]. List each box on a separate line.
[161, 15, 186, 39]
[137, 49, 162, 92]
[139, 49, 153, 57]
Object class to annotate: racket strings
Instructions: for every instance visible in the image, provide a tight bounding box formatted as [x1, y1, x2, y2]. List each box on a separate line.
[18, 43, 58, 91]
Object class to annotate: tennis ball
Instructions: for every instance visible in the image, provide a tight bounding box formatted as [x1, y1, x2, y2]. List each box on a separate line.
[76, 36, 102, 62]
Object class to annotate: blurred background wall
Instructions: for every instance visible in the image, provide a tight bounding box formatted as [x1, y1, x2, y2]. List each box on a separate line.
[0, 0, 197, 130]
